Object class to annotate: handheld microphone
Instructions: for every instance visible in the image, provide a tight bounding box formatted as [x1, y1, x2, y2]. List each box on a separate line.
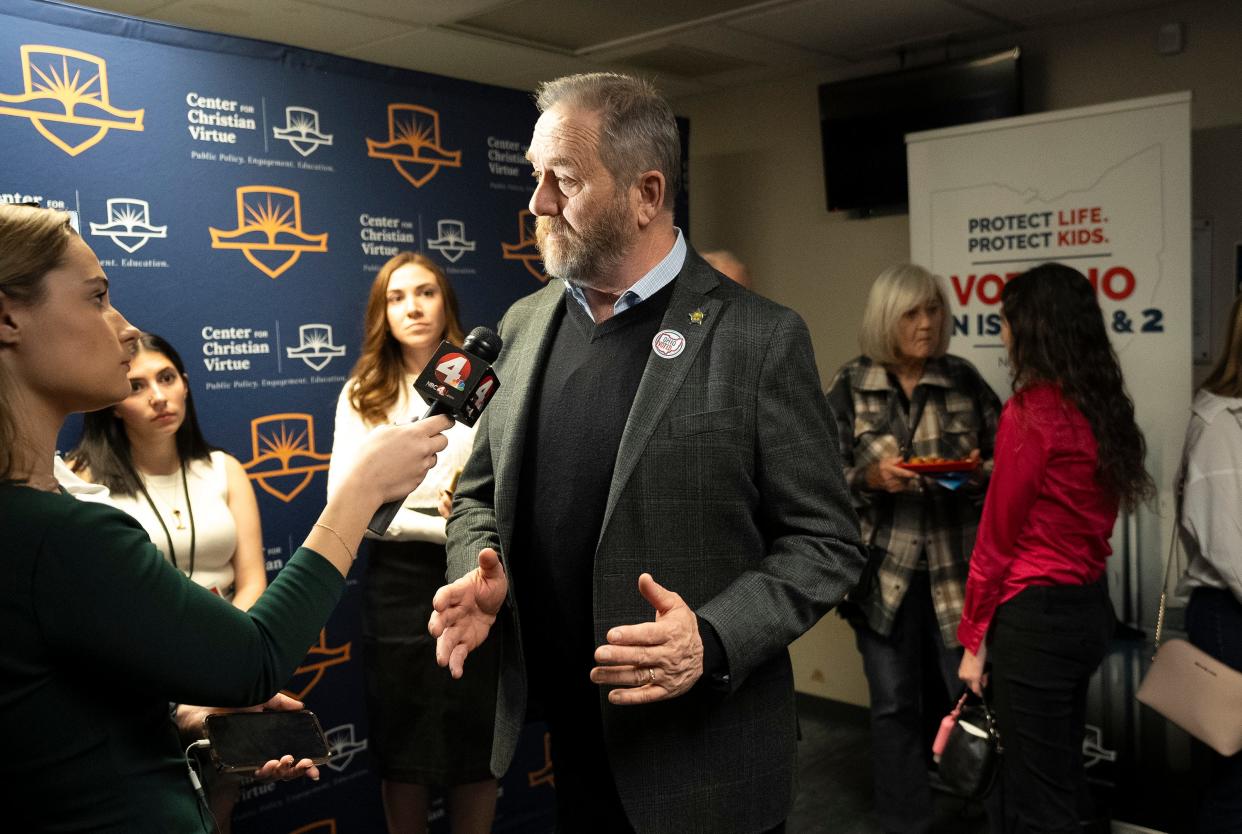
[366, 326, 503, 536]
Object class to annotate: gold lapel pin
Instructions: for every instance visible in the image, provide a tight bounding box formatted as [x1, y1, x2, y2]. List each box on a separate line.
[689, 308, 706, 325]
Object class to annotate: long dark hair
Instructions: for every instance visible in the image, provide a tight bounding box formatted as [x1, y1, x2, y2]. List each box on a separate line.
[69, 333, 213, 496]
[347, 252, 464, 426]
[1002, 263, 1154, 511]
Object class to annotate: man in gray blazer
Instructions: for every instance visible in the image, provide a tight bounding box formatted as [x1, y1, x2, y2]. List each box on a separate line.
[431, 72, 864, 833]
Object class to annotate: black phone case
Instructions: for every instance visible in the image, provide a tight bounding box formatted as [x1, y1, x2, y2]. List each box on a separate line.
[202, 710, 333, 773]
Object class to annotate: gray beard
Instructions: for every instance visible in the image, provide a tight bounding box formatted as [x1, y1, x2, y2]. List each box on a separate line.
[535, 206, 635, 292]
[553, 249, 630, 294]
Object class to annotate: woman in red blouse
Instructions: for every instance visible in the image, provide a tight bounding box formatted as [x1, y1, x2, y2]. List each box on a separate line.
[957, 263, 1153, 833]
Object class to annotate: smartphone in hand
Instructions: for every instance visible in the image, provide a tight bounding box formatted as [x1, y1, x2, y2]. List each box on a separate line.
[202, 710, 332, 773]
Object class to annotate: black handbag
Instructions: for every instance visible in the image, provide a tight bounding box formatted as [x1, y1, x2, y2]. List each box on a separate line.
[936, 692, 1002, 799]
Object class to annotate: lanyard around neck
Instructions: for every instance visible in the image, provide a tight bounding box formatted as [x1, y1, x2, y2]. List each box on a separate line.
[888, 379, 930, 459]
[137, 462, 197, 578]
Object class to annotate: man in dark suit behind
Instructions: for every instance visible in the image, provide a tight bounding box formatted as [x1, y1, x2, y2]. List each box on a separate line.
[430, 72, 865, 833]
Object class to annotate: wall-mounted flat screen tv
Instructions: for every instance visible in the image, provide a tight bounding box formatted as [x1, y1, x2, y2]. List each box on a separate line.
[819, 48, 1021, 216]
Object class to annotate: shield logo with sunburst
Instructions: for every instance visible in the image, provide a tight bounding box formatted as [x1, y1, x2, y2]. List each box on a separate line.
[272, 105, 332, 157]
[323, 723, 369, 773]
[209, 186, 329, 279]
[366, 103, 461, 188]
[501, 209, 546, 282]
[286, 323, 346, 371]
[241, 412, 332, 502]
[427, 218, 476, 263]
[0, 45, 144, 156]
[88, 197, 167, 254]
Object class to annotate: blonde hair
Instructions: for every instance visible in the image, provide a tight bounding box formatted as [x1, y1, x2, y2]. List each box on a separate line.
[0, 204, 76, 480]
[1202, 294, 1242, 398]
[858, 263, 952, 365]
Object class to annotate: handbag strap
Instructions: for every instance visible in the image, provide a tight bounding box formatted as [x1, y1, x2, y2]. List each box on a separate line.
[958, 688, 995, 725]
[1152, 524, 1177, 656]
[970, 692, 1002, 751]
[1153, 467, 1189, 656]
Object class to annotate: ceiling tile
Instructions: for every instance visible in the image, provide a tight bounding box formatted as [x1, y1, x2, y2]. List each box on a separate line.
[342, 27, 606, 92]
[67, 0, 173, 15]
[599, 21, 837, 67]
[151, 0, 418, 53]
[621, 45, 758, 78]
[300, 0, 515, 27]
[454, 0, 766, 52]
[728, 0, 1008, 59]
[47, 0, 1194, 101]
[962, 0, 1174, 27]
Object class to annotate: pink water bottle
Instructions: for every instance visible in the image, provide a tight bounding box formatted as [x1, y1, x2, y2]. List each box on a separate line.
[932, 712, 957, 761]
[932, 692, 969, 762]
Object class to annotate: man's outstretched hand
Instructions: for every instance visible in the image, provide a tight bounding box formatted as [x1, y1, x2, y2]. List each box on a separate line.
[429, 547, 508, 678]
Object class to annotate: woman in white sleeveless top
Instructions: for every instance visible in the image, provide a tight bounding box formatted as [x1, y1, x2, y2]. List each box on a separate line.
[70, 332, 264, 606]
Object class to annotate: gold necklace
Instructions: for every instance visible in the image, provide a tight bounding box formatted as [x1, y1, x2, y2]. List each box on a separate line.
[137, 463, 197, 575]
[144, 472, 187, 529]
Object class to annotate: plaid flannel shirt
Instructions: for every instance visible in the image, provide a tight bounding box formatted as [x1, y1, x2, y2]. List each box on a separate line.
[825, 354, 1001, 646]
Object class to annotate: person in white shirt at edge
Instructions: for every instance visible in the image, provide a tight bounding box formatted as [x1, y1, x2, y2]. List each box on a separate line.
[1176, 293, 1242, 833]
[53, 454, 110, 503]
[328, 251, 497, 834]
[68, 332, 275, 832]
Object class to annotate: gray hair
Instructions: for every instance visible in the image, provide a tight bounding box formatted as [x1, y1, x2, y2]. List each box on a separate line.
[535, 72, 681, 208]
[858, 263, 952, 364]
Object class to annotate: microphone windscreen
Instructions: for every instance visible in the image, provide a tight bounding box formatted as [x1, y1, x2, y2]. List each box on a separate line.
[461, 326, 503, 363]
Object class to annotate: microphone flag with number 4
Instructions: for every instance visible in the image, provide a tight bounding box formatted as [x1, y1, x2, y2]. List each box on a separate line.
[413, 338, 499, 428]
[367, 327, 502, 536]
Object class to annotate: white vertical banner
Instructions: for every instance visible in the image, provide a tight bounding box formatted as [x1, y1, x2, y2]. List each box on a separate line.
[907, 92, 1191, 626]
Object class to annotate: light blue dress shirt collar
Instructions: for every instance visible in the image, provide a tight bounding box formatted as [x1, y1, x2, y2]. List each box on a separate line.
[563, 227, 686, 322]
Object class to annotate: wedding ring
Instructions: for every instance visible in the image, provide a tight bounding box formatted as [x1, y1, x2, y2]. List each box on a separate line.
[647, 668, 656, 685]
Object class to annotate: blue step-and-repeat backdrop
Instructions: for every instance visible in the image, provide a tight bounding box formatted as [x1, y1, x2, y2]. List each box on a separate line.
[1, 1, 684, 831]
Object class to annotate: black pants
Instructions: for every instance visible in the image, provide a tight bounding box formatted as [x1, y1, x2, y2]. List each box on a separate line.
[547, 715, 786, 834]
[1185, 586, 1242, 833]
[986, 582, 1113, 834]
[547, 711, 633, 834]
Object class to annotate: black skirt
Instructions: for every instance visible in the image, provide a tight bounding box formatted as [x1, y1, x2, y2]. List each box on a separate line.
[362, 538, 498, 785]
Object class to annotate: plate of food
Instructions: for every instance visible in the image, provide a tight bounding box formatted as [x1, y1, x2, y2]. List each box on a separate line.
[898, 456, 979, 474]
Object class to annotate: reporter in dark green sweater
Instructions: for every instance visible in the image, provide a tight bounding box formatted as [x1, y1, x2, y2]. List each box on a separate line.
[0, 203, 452, 832]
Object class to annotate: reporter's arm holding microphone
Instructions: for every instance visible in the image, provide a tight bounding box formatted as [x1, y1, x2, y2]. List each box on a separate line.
[0, 204, 455, 832]
[24, 414, 449, 829]
[310, 416, 451, 575]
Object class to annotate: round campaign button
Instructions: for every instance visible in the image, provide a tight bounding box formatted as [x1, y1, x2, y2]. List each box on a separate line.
[651, 329, 686, 359]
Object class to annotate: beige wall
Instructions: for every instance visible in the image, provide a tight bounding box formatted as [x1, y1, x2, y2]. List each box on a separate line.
[675, 0, 1242, 706]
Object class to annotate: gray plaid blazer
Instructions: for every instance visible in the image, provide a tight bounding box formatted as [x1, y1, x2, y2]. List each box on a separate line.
[446, 250, 865, 833]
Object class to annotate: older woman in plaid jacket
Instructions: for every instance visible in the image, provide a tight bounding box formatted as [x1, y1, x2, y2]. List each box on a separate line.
[826, 263, 1001, 834]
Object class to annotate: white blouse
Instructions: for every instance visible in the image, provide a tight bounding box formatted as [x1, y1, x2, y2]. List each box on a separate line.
[1177, 390, 1242, 604]
[327, 375, 476, 543]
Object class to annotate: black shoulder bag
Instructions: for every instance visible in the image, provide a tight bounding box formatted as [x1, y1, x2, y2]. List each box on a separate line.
[936, 689, 1003, 799]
